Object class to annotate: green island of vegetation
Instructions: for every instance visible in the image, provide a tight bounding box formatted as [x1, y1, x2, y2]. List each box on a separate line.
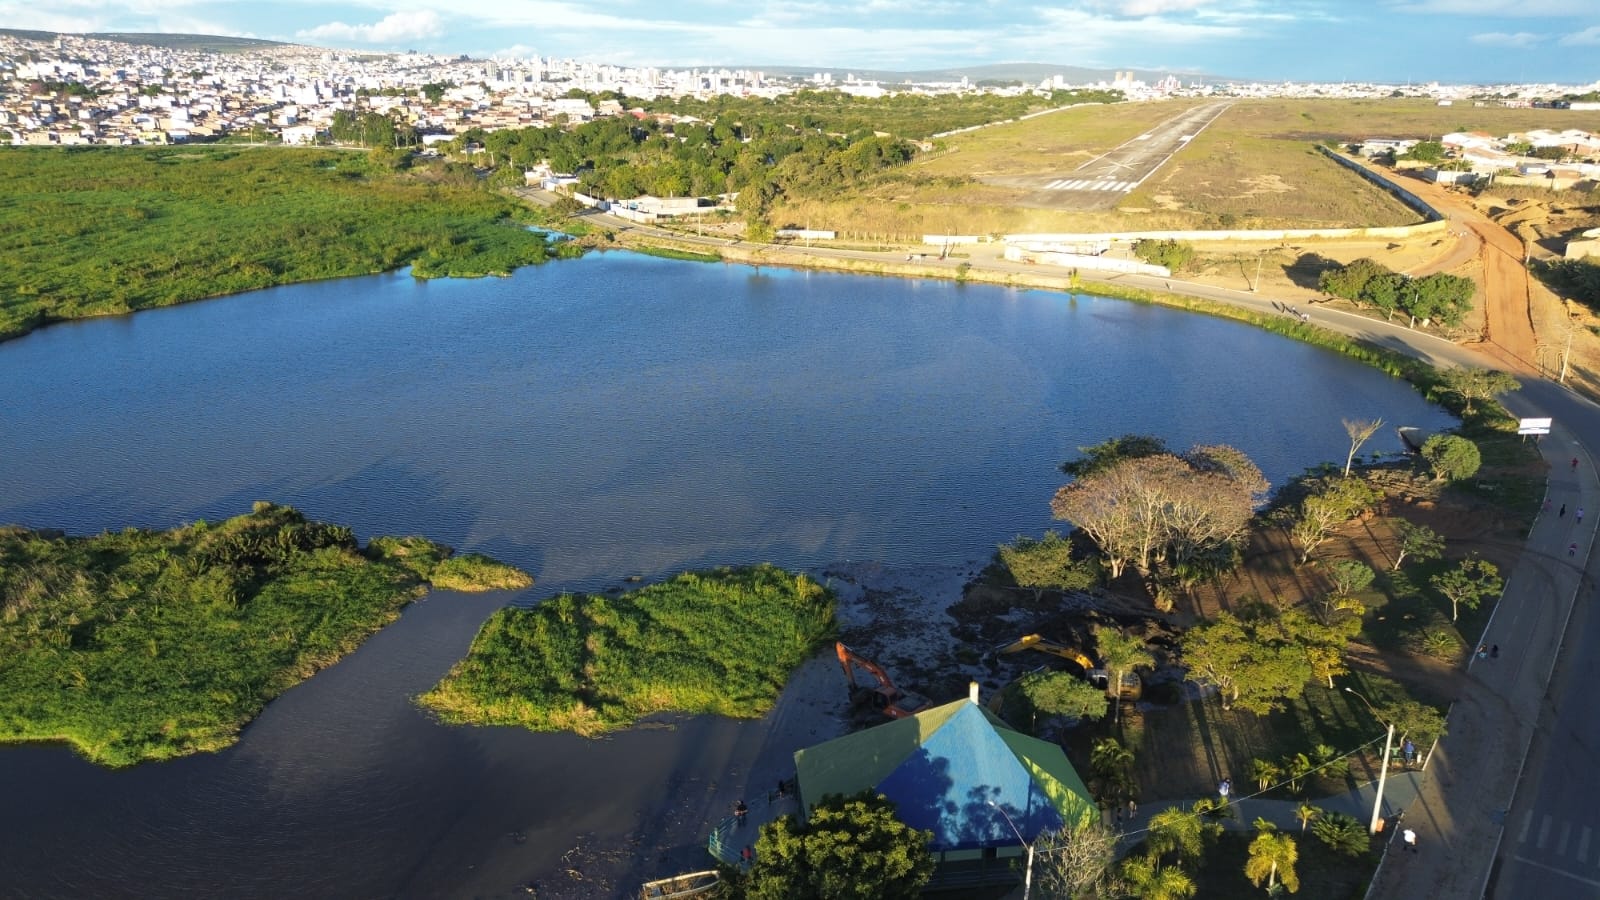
[0, 501, 531, 767]
[420, 564, 835, 736]
[0, 145, 580, 342]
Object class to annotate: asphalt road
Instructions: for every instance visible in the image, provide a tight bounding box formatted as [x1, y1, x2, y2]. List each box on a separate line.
[1486, 379, 1600, 900]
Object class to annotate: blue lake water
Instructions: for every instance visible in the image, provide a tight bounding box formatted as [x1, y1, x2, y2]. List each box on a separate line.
[0, 253, 1455, 897]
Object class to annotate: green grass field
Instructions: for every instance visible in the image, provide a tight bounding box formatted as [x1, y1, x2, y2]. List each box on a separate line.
[0, 146, 572, 342]
[420, 564, 836, 736]
[0, 503, 530, 766]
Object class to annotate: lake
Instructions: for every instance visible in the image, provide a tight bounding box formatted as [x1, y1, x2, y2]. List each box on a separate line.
[0, 253, 1455, 897]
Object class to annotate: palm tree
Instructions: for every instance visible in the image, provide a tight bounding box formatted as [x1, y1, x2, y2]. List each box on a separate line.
[1245, 820, 1300, 894]
[1294, 802, 1320, 834]
[1094, 624, 1155, 724]
[1147, 803, 1221, 869]
[1121, 853, 1197, 900]
[1091, 738, 1136, 799]
[1251, 758, 1282, 793]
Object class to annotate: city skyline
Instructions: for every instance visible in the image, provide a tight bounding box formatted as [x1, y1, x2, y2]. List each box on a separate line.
[3, 1, 1597, 86]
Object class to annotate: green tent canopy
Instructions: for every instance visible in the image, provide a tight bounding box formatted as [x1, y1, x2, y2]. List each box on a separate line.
[794, 696, 1096, 851]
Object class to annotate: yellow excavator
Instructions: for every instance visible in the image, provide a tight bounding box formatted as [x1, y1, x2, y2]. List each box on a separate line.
[993, 633, 1143, 700]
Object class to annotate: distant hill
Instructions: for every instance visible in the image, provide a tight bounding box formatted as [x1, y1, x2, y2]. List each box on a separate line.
[0, 29, 289, 53]
[752, 62, 1225, 86]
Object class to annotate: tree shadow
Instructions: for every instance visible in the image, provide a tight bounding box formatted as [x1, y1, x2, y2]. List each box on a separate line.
[1284, 252, 1341, 291]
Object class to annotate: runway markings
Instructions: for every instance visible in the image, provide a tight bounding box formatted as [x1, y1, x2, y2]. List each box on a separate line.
[1043, 178, 1135, 192]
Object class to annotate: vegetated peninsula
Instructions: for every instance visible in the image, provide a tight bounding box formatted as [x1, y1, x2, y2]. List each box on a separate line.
[420, 564, 835, 736]
[0, 146, 579, 343]
[0, 502, 531, 767]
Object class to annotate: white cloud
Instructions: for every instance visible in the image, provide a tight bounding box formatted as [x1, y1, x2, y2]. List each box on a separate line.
[1470, 31, 1543, 46]
[1091, 0, 1213, 15]
[1386, 0, 1593, 14]
[299, 10, 444, 45]
[1558, 25, 1600, 45]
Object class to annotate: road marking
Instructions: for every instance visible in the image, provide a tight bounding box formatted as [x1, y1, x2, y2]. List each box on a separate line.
[1512, 854, 1600, 889]
[1539, 815, 1552, 849]
[1578, 825, 1590, 862]
[1520, 810, 1533, 843]
[1560, 821, 1572, 856]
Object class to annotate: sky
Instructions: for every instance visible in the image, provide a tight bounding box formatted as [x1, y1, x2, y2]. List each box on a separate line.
[4, 0, 1597, 85]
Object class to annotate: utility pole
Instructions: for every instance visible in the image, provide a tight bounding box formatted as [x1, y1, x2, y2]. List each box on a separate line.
[1346, 687, 1395, 833]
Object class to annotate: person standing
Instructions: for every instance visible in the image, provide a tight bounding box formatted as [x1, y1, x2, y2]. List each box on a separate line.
[1219, 778, 1232, 802]
[1403, 828, 1419, 853]
[1403, 739, 1416, 767]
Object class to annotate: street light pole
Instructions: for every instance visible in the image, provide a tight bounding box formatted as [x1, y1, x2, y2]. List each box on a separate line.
[1345, 687, 1395, 834]
[987, 801, 1033, 900]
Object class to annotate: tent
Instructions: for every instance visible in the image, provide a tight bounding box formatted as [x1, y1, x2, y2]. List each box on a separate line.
[793, 695, 1095, 851]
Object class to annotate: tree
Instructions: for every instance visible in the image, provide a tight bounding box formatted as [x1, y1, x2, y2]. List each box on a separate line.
[1432, 367, 1520, 416]
[1421, 433, 1481, 482]
[1091, 737, 1137, 800]
[1016, 670, 1110, 725]
[1033, 821, 1121, 899]
[1403, 140, 1445, 162]
[740, 791, 934, 900]
[1052, 444, 1264, 580]
[1245, 819, 1300, 894]
[1391, 520, 1444, 571]
[1342, 417, 1384, 477]
[1294, 802, 1320, 833]
[1402, 273, 1476, 327]
[1148, 801, 1224, 868]
[1060, 434, 1168, 478]
[1094, 624, 1154, 723]
[1319, 258, 1392, 305]
[1134, 239, 1195, 273]
[1430, 554, 1502, 622]
[1121, 853, 1197, 900]
[1311, 811, 1370, 858]
[1182, 612, 1315, 713]
[997, 531, 1100, 601]
[1377, 697, 1449, 749]
[1288, 477, 1379, 564]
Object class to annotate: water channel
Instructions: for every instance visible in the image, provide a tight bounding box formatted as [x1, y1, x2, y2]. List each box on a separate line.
[0, 252, 1456, 897]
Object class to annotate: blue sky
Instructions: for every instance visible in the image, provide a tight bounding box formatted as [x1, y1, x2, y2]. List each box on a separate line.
[5, 0, 1597, 84]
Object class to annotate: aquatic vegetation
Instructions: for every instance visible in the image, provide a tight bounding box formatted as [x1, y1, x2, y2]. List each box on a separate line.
[421, 564, 836, 736]
[0, 502, 530, 766]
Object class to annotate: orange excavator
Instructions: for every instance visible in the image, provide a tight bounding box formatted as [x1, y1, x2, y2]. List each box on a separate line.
[993, 633, 1143, 700]
[835, 641, 934, 720]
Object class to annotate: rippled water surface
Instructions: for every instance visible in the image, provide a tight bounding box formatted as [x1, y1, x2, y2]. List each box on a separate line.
[0, 253, 1455, 897]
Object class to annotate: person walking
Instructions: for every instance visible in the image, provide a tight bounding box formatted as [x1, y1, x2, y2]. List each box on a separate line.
[1403, 739, 1417, 767]
[1573, 457, 1579, 472]
[1218, 778, 1232, 802]
[1477, 644, 1488, 660]
[1560, 503, 1568, 518]
[1403, 828, 1419, 854]
[1491, 644, 1500, 659]
[1571, 542, 1579, 557]
[1578, 507, 1585, 524]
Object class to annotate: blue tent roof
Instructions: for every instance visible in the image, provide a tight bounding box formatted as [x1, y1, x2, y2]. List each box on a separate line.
[794, 699, 1095, 852]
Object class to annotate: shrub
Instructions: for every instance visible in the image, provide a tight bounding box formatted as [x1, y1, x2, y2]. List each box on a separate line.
[1311, 811, 1371, 857]
[1134, 238, 1195, 273]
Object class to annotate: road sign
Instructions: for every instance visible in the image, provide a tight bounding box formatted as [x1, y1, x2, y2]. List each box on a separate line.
[1518, 417, 1552, 435]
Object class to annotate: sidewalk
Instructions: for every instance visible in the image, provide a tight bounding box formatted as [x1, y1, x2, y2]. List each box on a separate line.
[1362, 429, 1590, 898]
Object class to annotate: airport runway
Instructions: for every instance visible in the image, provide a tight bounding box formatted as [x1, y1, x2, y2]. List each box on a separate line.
[1018, 100, 1232, 210]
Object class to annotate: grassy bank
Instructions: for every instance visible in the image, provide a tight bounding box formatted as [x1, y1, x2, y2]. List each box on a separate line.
[0, 146, 577, 343]
[0, 502, 531, 766]
[420, 564, 835, 736]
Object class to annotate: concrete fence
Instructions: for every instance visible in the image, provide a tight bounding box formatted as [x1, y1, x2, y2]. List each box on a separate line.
[1317, 145, 1444, 222]
[1003, 219, 1449, 246]
[1003, 245, 1170, 276]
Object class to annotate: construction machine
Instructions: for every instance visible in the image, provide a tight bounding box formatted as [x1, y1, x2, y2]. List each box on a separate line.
[835, 641, 933, 720]
[994, 633, 1143, 700]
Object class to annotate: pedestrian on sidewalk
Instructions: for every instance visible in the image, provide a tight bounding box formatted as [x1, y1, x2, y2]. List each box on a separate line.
[1403, 828, 1419, 854]
[1560, 503, 1568, 518]
[1579, 507, 1585, 523]
[1403, 739, 1416, 767]
[1545, 498, 1552, 513]
[1218, 778, 1232, 802]
[1477, 644, 1488, 660]
[1491, 644, 1500, 659]
[1571, 542, 1579, 557]
[1128, 798, 1138, 817]
[1573, 457, 1579, 472]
